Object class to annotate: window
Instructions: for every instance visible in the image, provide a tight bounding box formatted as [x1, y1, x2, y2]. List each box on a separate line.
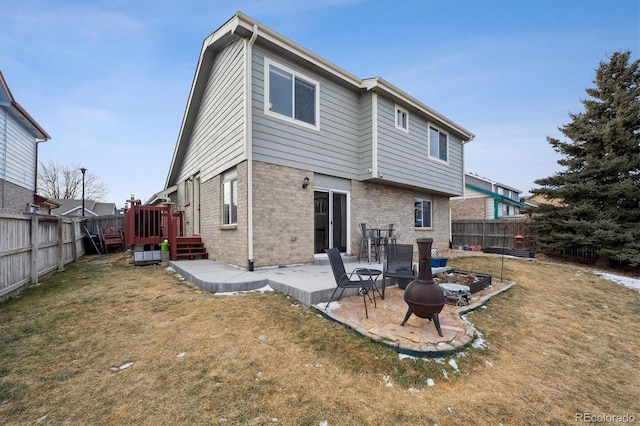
[265, 59, 319, 128]
[414, 198, 432, 228]
[395, 105, 409, 132]
[222, 168, 237, 225]
[429, 126, 448, 162]
[184, 179, 192, 206]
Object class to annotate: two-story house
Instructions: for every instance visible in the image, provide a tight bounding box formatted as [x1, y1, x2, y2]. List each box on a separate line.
[451, 173, 524, 220]
[161, 12, 474, 269]
[0, 71, 53, 213]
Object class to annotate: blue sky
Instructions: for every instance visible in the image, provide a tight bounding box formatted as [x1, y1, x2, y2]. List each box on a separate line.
[1, 0, 638, 207]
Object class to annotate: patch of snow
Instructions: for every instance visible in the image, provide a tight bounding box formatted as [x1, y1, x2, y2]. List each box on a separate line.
[165, 267, 175, 273]
[383, 375, 393, 387]
[594, 272, 640, 292]
[324, 301, 341, 312]
[426, 378, 435, 386]
[408, 387, 422, 393]
[319, 421, 329, 426]
[177, 352, 186, 358]
[448, 359, 459, 372]
[398, 353, 416, 361]
[214, 285, 274, 296]
[472, 333, 488, 349]
[442, 369, 449, 379]
[110, 361, 134, 373]
[485, 360, 493, 367]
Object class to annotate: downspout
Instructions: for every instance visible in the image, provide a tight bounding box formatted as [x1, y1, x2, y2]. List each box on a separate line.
[34, 139, 46, 194]
[371, 92, 378, 178]
[1, 109, 7, 209]
[245, 24, 258, 271]
[456, 136, 473, 246]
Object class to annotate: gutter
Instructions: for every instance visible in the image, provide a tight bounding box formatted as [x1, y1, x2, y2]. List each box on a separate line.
[34, 138, 47, 194]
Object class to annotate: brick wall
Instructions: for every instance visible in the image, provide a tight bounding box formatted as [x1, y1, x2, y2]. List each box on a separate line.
[252, 161, 314, 267]
[451, 197, 487, 220]
[1, 179, 33, 211]
[202, 162, 248, 267]
[177, 161, 455, 268]
[351, 181, 452, 257]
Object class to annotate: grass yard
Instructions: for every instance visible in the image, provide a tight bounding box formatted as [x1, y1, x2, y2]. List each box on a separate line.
[0, 253, 638, 425]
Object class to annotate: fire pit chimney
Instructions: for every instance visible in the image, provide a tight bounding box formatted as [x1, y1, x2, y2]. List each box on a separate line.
[400, 238, 445, 336]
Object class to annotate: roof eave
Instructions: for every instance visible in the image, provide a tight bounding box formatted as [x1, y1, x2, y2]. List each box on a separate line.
[362, 77, 474, 142]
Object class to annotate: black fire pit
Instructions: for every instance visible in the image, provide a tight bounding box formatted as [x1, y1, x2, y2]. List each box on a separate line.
[400, 238, 445, 337]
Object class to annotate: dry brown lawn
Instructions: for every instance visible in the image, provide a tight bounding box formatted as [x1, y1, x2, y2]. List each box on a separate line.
[0, 253, 638, 425]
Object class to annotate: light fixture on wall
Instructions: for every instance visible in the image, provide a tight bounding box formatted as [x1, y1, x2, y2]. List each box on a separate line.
[302, 176, 310, 189]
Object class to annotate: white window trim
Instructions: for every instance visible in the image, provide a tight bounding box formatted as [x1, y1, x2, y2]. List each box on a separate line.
[414, 197, 433, 229]
[264, 57, 320, 131]
[428, 124, 449, 164]
[395, 104, 409, 133]
[222, 168, 238, 226]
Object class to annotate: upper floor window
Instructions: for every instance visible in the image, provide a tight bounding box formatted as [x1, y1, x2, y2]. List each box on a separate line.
[429, 126, 448, 162]
[414, 198, 432, 228]
[265, 58, 319, 129]
[222, 168, 237, 226]
[395, 105, 409, 132]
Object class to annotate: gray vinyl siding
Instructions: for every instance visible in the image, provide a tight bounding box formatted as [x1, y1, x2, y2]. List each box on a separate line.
[179, 39, 246, 183]
[0, 109, 36, 190]
[251, 45, 365, 180]
[376, 97, 464, 196]
[247, 44, 463, 195]
[357, 92, 374, 180]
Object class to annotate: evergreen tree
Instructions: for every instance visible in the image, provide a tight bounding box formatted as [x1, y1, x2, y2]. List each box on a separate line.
[528, 51, 640, 267]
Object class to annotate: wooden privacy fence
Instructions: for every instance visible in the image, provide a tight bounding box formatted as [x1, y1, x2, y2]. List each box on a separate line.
[0, 212, 86, 300]
[451, 218, 535, 251]
[85, 214, 125, 236]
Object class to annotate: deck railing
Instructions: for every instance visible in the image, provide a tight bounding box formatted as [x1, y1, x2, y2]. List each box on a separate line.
[123, 205, 183, 260]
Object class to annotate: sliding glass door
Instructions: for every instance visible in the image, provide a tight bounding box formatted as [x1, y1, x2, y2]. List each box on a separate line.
[314, 190, 348, 254]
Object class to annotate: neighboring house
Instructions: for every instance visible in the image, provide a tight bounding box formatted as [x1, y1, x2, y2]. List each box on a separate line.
[522, 193, 564, 209]
[52, 199, 118, 217]
[161, 12, 475, 269]
[0, 71, 54, 213]
[451, 173, 524, 220]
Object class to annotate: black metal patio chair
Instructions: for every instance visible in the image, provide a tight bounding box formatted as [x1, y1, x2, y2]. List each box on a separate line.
[382, 243, 416, 299]
[325, 248, 377, 318]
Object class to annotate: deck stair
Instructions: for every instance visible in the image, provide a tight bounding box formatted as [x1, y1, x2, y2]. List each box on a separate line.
[176, 236, 209, 260]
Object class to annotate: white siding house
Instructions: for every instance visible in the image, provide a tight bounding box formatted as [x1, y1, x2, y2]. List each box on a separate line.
[0, 71, 51, 212]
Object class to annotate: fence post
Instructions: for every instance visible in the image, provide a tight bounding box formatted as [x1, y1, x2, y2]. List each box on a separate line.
[71, 219, 79, 263]
[482, 221, 486, 249]
[58, 217, 65, 271]
[31, 215, 39, 284]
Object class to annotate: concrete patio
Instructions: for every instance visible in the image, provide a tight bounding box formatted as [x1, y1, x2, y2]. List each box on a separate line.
[168, 256, 515, 357]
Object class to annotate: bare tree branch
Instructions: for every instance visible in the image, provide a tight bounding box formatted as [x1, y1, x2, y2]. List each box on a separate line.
[38, 160, 109, 201]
